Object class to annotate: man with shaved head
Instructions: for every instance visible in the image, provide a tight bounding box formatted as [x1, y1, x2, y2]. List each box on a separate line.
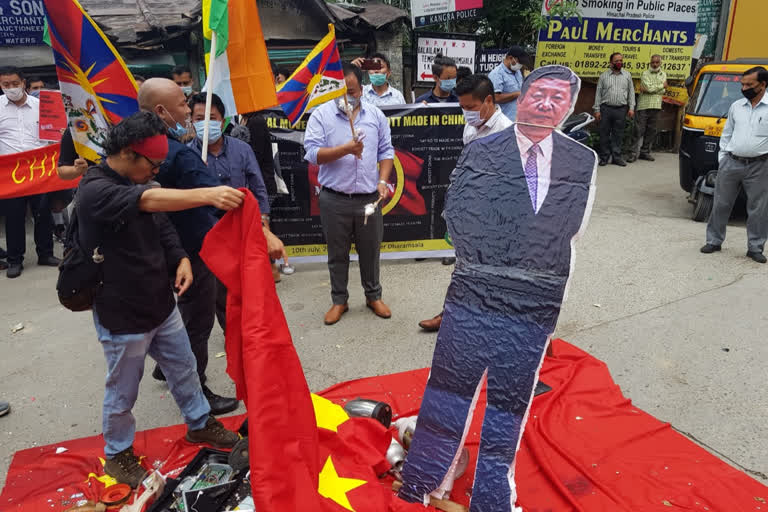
[137, 78, 239, 415]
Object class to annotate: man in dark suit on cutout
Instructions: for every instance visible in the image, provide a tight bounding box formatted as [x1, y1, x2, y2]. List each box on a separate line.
[398, 66, 597, 512]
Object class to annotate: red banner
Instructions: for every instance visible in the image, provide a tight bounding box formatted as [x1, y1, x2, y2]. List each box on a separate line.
[38, 91, 68, 141]
[0, 144, 79, 200]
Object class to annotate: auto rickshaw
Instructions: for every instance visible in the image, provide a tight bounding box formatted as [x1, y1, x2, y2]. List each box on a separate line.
[679, 59, 768, 221]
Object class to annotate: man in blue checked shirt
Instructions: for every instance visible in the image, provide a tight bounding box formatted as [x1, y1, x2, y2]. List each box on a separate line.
[488, 46, 530, 121]
[304, 63, 395, 326]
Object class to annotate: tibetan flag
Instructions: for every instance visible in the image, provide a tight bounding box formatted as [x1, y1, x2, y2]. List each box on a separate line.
[277, 24, 346, 127]
[203, 0, 277, 117]
[42, 0, 139, 163]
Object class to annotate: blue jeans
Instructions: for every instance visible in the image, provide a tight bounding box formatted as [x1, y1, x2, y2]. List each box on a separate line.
[94, 307, 210, 458]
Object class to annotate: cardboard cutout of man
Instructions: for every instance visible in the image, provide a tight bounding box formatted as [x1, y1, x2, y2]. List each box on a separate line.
[398, 66, 597, 512]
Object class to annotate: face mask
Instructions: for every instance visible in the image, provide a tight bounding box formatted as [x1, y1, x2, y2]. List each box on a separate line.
[439, 78, 456, 93]
[742, 86, 762, 101]
[369, 73, 387, 87]
[509, 63, 523, 72]
[337, 95, 359, 113]
[181, 86, 193, 96]
[3, 87, 24, 102]
[613, 62, 623, 71]
[193, 120, 223, 143]
[28, 90, 41, 98]
[462, 109, 485, 127]
[161, 107, 189, 138]
[650, 64, 660, 72]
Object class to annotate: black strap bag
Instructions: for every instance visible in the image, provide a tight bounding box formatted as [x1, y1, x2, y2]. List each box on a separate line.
[56, 207, 104, 312]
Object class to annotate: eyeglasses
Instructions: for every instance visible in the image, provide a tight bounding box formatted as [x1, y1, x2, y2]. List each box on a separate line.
[140, 154, 166, 170]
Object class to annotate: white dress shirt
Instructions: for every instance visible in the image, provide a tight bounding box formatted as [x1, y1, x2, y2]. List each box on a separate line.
[515, 125, 553, 214]
[719, 93, 768, 163]
[0, 93, 44, 155]
[462, 106, 512, 145]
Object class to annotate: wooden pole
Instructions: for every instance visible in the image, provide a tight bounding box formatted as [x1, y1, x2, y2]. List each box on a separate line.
[343, 93, 357, 141]
[391, 481, 468, 512]
[201, 30, 217, 163]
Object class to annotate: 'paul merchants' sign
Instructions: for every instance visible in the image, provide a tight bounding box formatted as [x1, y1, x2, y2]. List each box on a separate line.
[536, 0, 698, 79]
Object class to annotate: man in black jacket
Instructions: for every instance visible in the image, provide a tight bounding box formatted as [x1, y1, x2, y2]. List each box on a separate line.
[77, 111, 243, 488]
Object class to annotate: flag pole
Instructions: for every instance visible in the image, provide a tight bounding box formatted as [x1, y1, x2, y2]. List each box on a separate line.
[202, 30, 218, 163]
[343, 93, 357, 141]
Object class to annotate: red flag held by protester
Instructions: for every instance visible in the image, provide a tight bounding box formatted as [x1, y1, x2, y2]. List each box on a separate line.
[200, 190, 322, 510]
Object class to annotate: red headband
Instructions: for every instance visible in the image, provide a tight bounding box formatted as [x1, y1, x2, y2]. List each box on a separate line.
[129, 134, 168, 161]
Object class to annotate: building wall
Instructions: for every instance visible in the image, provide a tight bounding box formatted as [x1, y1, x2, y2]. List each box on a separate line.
[375, 22, 406, 93]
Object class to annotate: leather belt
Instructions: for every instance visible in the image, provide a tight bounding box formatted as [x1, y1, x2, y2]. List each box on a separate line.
[729, 152, 768, 164]
[321, 186, 378, 199]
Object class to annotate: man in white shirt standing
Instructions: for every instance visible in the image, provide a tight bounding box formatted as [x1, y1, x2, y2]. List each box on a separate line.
[353, 54, 406, 107]
[0, 66, 59, 278]
[418, 73, 513, 332]
[701, 66, 768, 263]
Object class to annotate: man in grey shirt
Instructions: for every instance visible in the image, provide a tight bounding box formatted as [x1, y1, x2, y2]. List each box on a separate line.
[594, 52, 635, 166]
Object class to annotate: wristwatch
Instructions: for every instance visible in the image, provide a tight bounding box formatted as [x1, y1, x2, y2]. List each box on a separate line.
[378, 180, 387, 185]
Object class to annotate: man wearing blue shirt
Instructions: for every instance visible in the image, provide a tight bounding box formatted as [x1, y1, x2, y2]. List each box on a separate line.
[488, 46, 529, 121]
[416, 54, 459, 104]
[304, 63, 395, 325]
[353, 53, 406, 107]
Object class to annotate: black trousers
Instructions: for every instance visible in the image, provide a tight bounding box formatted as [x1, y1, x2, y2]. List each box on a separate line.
[318, 189, 383, 305]
[599, 104, 629, 161]
[176, 255, 217, 383]
[2, 194, 54, 265]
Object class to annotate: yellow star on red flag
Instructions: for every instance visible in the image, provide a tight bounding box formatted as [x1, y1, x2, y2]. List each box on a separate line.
[318, 455, 367, 511]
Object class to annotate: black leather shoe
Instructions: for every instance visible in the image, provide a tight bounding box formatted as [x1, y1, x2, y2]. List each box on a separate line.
[700, 244, 722, 254]
[639, 153, 655, 161]
[598, 158, 608, 166]
[7, 263, 22, 278]
[0, 247, 7, 259]
[441, 257, 456, 265]
[747, 251, 767, 263]
[0, 401, 9, 417]
[202, 385, 239, 415]
[613, 158, 627, 167]
[0, 260, 7, 271]
[38, 255, 61, 266]
[152, 365, 166, 382]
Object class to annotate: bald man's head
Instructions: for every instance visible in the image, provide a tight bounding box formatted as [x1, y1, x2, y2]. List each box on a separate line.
[138, 78, 190, 133]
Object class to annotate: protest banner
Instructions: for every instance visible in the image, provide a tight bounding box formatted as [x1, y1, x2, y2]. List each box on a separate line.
[38, 90, 67, 141]
[536, 0, 698, 79]
[476, 48, 507, 74]
[0, 143, 79, 199]
[264, 105, 466, 262]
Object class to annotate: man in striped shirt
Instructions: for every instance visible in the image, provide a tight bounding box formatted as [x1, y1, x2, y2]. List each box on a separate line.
[594, 53, 635, 166]
[629, 54, 667, 162]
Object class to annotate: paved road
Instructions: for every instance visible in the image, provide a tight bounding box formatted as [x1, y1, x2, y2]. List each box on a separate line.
[1, 153, 766, 489]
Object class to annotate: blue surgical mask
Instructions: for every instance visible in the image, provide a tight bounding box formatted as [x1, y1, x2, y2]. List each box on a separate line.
[193, 120, 223, 143]
[462, 109, 484, 127]
[369, 73, 387, 86]
[181, 85, 193, 96]
[439, 78, 456, 93]
[28, 89, 41, 98]
[161, 107, 189, 139]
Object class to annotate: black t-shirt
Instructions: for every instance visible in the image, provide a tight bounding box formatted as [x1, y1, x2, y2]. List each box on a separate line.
[77, 163, 187, 334]
[58, 127, 95, 167]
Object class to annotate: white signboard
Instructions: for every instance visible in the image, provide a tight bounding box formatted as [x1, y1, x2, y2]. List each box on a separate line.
[411, 0, 483, 28]
[417, 36, 476, 82]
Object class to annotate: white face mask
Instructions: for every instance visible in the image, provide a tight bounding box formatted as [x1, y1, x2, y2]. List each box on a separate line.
[509, 63, 522, 72]
[3, 87, 24, 102]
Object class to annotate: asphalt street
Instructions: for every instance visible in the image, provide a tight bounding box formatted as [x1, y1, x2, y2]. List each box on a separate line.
[1, 153, 766, 490]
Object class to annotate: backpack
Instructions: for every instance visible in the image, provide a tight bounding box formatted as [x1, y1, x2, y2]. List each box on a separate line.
[56, 205, 104, 312]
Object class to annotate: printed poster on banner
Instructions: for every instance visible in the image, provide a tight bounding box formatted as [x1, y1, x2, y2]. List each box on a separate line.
[38, 90, 67, 141]
[411, 0, 483, 28]
[476, 48, 507, 74]
[263, 105, 467, 262]
[536, 0, 698, 79]
[0, 0, 47, 46]
[417, 35, 476, 82]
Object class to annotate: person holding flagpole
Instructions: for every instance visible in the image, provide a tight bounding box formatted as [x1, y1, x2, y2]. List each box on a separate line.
[304, 63, 395, 325]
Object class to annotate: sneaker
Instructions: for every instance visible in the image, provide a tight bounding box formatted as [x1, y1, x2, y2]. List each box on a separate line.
[104, 446, 148, 489]
[0, 401, 9, 417]
[626, 155, 638, 163]
[598, 158, 608, 166]
[0, 260, 7, 271]
[186, 416, 240, 448]
[7, 263, 22, 278]
[700, 244, 722, 254]
[613, 158, 627, 167]
[37, 255, 61, 266]
[639, 153, 655, 161]
[747, 251, 767, 263]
